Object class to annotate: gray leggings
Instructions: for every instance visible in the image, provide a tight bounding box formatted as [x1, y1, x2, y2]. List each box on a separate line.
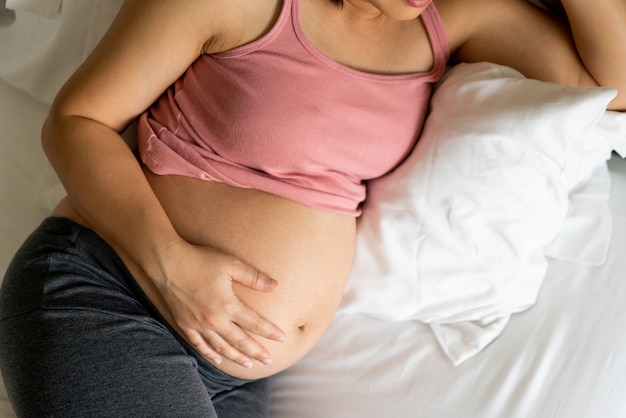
[0, 217, 270, 417]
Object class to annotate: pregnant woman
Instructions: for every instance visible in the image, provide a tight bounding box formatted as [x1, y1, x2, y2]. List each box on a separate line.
[1, 0, 624, 416]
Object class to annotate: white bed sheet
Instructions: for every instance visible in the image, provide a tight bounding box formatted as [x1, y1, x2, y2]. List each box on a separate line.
[2, 73, 626, 418]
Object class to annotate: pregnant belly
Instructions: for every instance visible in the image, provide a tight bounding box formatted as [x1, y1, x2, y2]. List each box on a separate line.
[142, 169, 357, 379]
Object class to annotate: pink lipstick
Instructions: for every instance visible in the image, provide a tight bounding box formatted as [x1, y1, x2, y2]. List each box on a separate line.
[405, 0, 431, 8]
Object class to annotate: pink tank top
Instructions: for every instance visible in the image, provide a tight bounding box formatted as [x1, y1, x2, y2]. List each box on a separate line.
[137, 0, 449, 216]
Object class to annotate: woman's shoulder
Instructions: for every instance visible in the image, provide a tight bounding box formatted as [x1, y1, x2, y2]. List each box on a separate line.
[201, 0, 284, 54]
[48, 0, 285, 131]
[432, 0, 497, 54]
[111, 0, 284, 56]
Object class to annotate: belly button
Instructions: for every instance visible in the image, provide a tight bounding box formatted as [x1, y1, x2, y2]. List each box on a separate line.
[298, 324, 306, 332]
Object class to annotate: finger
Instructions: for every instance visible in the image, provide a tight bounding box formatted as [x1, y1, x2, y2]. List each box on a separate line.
[230, 261, 278, 292]
[185, 329, 223, 366]
[234, 305, 287, 343]
[204, 328, 266, 368]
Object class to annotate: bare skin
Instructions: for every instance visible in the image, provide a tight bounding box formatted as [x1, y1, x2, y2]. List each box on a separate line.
[44, 0, 626, 380]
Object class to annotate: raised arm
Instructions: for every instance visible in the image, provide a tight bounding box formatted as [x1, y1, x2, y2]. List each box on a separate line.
[561, 0, 626, 109]
[42, 0, 285, 368]
[438, 0, 626, 110]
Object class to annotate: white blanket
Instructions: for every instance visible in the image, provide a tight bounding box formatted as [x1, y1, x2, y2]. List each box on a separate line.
[339, 62, 626, 365]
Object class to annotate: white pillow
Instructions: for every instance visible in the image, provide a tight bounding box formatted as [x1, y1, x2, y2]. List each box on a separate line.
[339, 62, 616, 364]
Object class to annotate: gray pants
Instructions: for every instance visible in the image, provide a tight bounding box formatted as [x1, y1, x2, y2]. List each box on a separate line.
[0, 217, 270, 417]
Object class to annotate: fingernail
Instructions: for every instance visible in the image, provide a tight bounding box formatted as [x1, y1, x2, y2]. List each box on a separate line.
[276, 335, 287, 343]
[212, 357, 222, 365]
[267, 279, 278, 289]
[242, 360, 253, 368]
[262, 358, 272, 365]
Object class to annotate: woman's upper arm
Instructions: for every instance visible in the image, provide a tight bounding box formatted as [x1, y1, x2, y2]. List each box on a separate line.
[49, 0, 218, 132]
[436, 0, 597, 87]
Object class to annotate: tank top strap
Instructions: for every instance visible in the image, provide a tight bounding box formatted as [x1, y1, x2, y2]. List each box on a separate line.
[420, 2, 450, 82]
[212, 0, 292, 58]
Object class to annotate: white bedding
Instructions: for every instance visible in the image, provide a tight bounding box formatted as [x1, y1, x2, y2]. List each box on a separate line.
[2, 1, 626, 417]
[341, 62, 624, 365]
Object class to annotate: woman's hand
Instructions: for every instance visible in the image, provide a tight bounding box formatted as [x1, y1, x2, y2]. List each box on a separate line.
[152, 239, 287, 369]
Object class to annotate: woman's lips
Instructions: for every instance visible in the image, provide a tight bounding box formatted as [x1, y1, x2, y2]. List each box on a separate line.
[405, 0, 431, 8]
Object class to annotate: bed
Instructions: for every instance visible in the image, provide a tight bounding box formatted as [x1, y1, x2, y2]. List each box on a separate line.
[2, 1, 626, 417]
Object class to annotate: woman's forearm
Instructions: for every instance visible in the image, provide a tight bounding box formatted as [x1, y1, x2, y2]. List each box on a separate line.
[42, 113, 181, 282]
[562, 0, 626, 109]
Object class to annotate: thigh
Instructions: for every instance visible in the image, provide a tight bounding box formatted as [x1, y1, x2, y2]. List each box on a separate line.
[0, 219, 217, 417]
[0, 310, 217, 418]
[213, 378, 271, 418]
[0, 218, 273, 417]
